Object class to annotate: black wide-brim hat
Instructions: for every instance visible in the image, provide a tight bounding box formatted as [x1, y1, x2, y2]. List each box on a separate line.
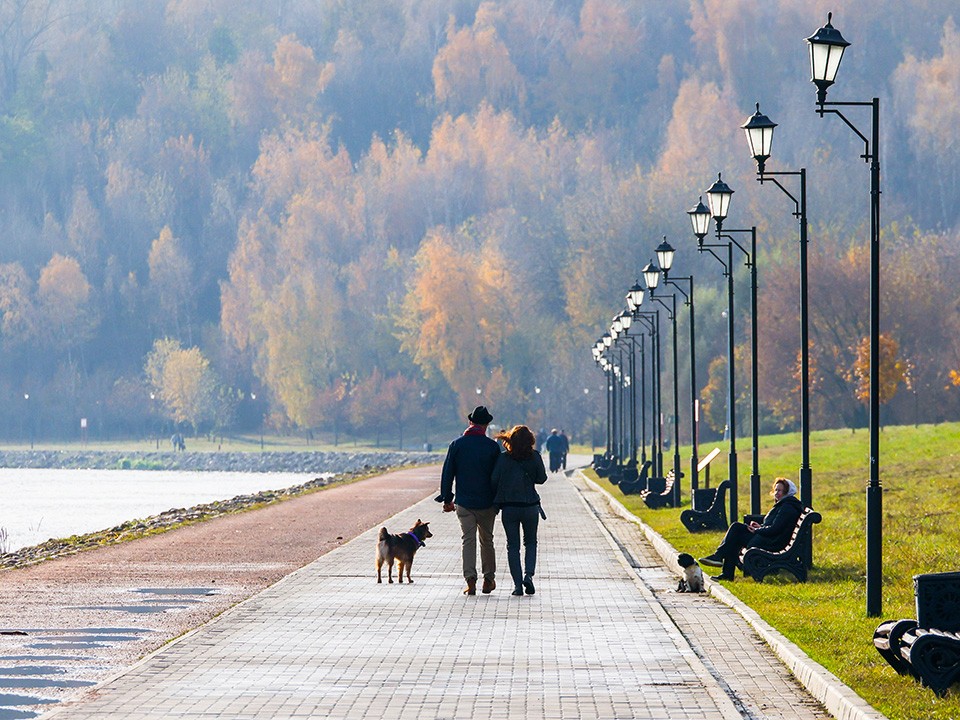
[468, 405, 493, 425]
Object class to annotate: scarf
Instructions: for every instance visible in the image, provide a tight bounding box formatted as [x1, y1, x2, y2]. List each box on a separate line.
[463, 424, 488, 437]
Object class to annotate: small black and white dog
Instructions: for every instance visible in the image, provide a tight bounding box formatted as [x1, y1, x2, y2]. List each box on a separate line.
[676, 553, 705, 593]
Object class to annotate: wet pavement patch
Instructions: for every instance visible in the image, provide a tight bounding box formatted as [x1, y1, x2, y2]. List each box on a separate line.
[0, 678, 94, 689]
[133, 587, 218, 596]
[0, 709, 40, 719]
[0, 657, 79, 663]
[0, 693, 56, 707]
[73, 605, 183, 613]
[36, 635, 140, 643]
[27, 643, 106, 650]
[0, 668, 64, 676]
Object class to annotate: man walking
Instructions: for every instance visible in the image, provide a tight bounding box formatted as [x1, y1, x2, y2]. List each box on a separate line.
[438, 405, 501, 595]
[544, 428, 564, 473]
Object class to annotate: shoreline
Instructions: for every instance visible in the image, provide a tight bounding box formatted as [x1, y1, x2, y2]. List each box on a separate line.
[0, 448, 444, 473]
[1, 449, 444, 569]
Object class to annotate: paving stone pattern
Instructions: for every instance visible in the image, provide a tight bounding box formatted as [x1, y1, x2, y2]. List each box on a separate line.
[45, 471, 831, 720]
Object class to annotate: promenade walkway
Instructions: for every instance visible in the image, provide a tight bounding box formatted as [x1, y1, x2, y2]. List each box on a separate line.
[40, 464, 859, 719]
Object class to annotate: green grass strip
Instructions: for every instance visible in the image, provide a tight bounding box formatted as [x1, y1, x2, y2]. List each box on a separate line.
[589, 421, 960, 720]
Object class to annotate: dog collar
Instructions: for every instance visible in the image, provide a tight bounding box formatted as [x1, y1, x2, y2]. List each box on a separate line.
[405, 532, 425, 547]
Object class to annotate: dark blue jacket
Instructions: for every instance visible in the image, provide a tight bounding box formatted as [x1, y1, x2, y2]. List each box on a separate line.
[491, 451, 547, 507]
[439, 429, 501, 509]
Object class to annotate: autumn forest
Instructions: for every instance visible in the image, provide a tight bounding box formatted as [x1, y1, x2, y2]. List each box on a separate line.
[0, 0, 959, 446]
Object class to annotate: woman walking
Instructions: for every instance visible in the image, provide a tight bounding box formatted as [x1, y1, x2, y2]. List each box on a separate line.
[491, 425, 548, 596]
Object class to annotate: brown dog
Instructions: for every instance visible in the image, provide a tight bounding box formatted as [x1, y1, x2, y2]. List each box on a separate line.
[376, 519, 432, 584]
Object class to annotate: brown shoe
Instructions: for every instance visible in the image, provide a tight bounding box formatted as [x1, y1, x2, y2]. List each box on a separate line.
[463, 578, 477, 595]
[481, 577, 496, 594]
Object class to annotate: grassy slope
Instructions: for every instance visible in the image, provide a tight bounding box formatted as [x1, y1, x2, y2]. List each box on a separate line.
[592, 421, 960, 720]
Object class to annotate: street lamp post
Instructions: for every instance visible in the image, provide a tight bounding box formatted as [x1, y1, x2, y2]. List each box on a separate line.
[688, 180, 762, 521]
[644, 259, 682, 507]
[653, 238, 700, 498]
[634, 311, 662, 479]
[689, 193, 738, 523]
[420, 390, 428, 449]
[742, 103, 813, 512]
[619, 309, 639, 472]
[807, 12, 883, 616]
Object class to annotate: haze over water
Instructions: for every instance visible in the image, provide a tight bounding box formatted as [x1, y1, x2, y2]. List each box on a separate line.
[0, 468, 320, 553]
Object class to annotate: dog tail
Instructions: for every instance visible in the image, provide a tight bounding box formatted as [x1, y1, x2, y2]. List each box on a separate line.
[378, 527, 389, 541]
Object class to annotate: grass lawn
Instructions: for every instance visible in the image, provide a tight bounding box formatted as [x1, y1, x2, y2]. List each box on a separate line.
[590, 421, 960, 720]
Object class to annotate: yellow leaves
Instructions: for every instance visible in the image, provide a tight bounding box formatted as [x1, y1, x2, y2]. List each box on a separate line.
[433, 8, 525, 113]
[35, 254, 97, 350]
[144, 338, 216, 430]
[850, 334, 906, 405]
[398, 223, 520, 406]
[38, 254, 90, 307]
[893, 18, 960, 156]
[271, 34, 335, 122]
[0, 262, 36, 346]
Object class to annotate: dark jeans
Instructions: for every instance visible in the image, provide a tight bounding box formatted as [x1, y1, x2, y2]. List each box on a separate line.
[716, 522, 753, 575]
[500, 505, 540, 589]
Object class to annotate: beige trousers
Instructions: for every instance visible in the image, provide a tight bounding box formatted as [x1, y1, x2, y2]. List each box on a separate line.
[456, 505, 497, 581]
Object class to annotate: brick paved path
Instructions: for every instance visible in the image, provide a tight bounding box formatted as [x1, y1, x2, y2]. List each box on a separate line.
[43, 468, 836, 720]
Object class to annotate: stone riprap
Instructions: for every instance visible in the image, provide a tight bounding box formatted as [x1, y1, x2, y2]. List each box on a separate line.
[0, 449, 443, 473]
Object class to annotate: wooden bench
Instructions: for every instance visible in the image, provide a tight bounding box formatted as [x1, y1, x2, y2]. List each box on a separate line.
[618, 460, 652, 495]
[873, 619, 919, 679]
[737, 507, 821, 582]
[680, 480, 730, 532]
[640, 469, 682, 509]
[593, 454, 614, 478]
[875, 622, 960, 696]
[901, 626, 960, 696]
[873, 571, 960, 695]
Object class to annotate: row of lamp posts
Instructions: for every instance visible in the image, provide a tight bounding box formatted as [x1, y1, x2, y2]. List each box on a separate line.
[592, 14, 884, 616]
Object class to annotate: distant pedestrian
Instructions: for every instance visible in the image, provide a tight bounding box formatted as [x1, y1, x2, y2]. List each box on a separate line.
[559, 429, 570, 469]
[544, 428, 563, 473]
[437, 405, 501, 596]
[491, 425, 547, 597]
[535, 428, 546, 452]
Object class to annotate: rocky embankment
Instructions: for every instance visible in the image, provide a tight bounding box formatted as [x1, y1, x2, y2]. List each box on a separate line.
[0, 448, 444, 473]
[0, 449, 444, 569]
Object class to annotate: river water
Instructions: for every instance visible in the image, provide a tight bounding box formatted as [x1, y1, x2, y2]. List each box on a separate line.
[0, 468, 320, 553]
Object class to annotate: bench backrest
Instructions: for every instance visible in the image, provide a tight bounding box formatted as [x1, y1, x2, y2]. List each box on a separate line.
[707, 480, 731, 511]
[782, 508, 821, 552]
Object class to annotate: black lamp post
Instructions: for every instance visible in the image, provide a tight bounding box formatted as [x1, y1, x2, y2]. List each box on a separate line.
[634, 310, 663, 478]
[644, 257, 682, 507]
[688, 182, 762, 522]
[807, 12, 883, 617]
[742, 103, 813, 514]
[654, 238, 700, 498]
[626, 282, 648, 468]
[611, 316, 626, 469]
[618, 309, 639, 469]
[600, 334, 613, 459]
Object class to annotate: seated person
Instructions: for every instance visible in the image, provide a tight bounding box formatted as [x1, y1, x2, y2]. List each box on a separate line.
[698, 477, 802, 581]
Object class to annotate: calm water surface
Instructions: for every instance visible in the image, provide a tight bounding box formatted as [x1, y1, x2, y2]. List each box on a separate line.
[0, 468, 322, 553]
